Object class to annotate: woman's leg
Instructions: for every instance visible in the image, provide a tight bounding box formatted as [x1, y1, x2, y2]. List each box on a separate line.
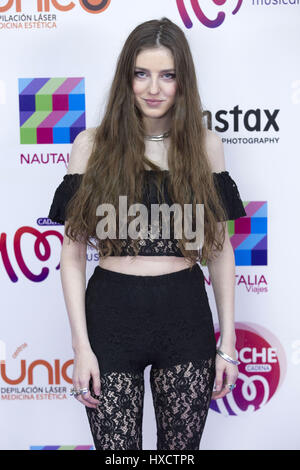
[84, 266, 151, 450]
[143, 264, 217, 450]
[85, 370, 144, 450]
[150, 356, 216, 450]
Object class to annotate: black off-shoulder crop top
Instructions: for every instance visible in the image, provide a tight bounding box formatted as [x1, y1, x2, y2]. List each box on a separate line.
[48, 170, 247, 257]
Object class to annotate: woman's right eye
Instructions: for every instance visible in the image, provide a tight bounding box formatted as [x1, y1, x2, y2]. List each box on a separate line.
[134, 71, 146, 78]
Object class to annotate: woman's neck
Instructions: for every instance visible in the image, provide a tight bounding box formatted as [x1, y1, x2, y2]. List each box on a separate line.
[144, 138, 170, 170]
[143, 116, 171, 136]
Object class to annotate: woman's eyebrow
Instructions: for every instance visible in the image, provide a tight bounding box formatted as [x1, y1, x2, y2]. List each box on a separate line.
[134, 67, 175, 72]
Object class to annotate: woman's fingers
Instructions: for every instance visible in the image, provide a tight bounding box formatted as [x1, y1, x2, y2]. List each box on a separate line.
[214, 363, 225, 393]
[211, 387, 228, 400]
[73, 376, 100, 408]
[211, 359, 239, 400]
[78, 390, 99, 408]
[91, 370, 101, 397]
[212, 374, 227, 399]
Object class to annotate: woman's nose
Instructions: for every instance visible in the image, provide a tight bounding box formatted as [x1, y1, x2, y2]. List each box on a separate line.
[148, 78, 160, 94]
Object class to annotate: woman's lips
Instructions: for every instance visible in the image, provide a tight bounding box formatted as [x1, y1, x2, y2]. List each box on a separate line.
[144, 99, 164, 107]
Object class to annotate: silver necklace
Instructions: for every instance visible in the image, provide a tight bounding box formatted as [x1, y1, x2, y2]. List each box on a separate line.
[144, 129, 171, 141]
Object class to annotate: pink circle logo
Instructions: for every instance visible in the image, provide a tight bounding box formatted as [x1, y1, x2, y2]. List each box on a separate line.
[177, 0, 244, 29]
[210, 322, 287, 415]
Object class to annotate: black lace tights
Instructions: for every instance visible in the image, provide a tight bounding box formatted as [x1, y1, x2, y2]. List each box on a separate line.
[85, 356, 215, 450]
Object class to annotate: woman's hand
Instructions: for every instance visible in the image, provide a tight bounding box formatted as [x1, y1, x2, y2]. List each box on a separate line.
[211, 344, 239, 400]
[72, 346, 101, 408]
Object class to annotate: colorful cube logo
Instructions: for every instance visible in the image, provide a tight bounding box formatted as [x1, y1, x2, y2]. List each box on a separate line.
[230, 202, 267, 266]
[19, 77, 86, 144]
[30, 445, 94, 450]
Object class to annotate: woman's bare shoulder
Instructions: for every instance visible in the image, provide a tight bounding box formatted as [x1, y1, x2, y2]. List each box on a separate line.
[203, 128, 226, 173]
[67, 127, 97, 174]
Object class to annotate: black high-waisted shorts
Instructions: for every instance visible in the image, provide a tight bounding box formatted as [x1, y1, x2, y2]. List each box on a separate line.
[85, 262, 217, 375]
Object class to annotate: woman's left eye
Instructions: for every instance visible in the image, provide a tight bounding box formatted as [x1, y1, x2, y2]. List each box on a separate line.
[164, 73, 176, 79]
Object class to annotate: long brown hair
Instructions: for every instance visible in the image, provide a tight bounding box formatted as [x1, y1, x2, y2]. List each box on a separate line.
[65, 17, 227, 267]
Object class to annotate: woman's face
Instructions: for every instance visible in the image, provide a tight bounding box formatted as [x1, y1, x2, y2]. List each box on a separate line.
[132, 46, 177, 121]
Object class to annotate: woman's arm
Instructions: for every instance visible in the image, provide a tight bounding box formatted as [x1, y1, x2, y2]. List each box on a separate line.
[57, 129, 101, 407]
[205, 129, 237, 349]
[205, 130, 239, 399]
[60, 226, 91, 352]
[206, 226, 237, 349]
[60, 128, 96, 353]
[60, 234, 101, 407]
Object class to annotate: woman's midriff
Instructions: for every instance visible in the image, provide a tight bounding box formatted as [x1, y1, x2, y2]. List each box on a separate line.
[99, 255, 193, 276]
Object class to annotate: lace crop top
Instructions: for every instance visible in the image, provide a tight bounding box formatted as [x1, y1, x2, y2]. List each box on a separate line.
[48, 170, 247, 257]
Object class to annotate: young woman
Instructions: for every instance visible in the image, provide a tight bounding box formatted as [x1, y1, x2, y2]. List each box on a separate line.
[48, 17, 246, 450]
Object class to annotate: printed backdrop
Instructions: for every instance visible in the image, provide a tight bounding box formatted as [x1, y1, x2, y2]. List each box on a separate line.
[0, 0, 299, 450]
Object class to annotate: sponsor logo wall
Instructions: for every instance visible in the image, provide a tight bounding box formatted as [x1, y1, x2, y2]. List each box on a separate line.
[0, 0, 299, 450]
